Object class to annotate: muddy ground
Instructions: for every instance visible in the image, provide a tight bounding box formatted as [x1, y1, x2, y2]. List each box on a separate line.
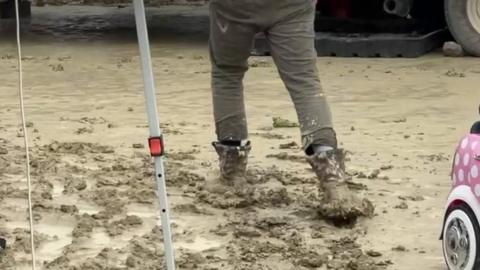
[0, 5, 479, 270]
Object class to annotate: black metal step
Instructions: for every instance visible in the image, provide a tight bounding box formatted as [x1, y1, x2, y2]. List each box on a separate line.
[253, 28, 448, 58]
[0, 0, 31, 19]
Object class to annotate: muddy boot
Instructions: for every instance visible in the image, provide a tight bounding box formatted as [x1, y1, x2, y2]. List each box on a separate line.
[307, 148, 374, 225]
[212, 141, 251, 182]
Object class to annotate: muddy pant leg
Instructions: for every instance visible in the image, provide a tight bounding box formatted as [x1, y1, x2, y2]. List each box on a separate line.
[266, 2, 336, 151]
[209, 3, 258, 142]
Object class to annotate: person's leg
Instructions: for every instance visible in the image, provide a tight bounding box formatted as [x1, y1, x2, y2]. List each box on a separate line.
[265, 1, 336, 153]
[266, 1, 373, 222]
[209, 1, 258, 179]
[210, 1, 258, 143]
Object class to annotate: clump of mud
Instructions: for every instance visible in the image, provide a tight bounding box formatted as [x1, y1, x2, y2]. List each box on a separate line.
[266, 152, 305, 163]
[0, 247, 16, 269]
[318, 197, 375, 227]
[0, 229, 51, 268]
[272, 117, 299, 128]
[72, 214, 97, 238]
[279, 141, 299, 149]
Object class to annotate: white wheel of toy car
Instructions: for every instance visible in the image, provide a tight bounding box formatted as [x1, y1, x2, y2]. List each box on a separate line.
[443, 205, 480, 270]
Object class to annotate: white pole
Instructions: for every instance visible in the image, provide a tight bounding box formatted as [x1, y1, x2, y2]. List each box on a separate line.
[13, 1, 37, 269]
[132, 1, 176, 269]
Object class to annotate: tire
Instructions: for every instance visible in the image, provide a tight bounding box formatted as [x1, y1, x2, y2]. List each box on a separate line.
[471, 121, 480, 134]
[443, 204, 480, 270]
[445, 0, 480, 56]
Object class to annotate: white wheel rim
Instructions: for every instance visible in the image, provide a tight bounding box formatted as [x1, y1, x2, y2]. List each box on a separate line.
[444, 209, 477, 270]
[467, 0, 480, 33]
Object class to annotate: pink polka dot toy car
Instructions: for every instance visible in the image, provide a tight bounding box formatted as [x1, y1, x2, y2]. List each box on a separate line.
[442, 112, 480, 270]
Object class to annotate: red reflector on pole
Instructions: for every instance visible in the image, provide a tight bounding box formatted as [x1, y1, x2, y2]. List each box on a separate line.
[148, 136, 164, 156]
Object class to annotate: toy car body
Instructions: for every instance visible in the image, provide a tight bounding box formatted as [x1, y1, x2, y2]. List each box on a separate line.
[442, 120, 480, 270]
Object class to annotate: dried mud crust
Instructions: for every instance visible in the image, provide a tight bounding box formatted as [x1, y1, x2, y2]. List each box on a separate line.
[0, 138, 385, 269]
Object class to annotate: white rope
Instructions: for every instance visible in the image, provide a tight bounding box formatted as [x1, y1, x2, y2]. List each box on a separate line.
[13, 1, 37, 269]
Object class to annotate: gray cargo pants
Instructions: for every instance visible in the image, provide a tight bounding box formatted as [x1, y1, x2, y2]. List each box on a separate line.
[209, 0, 336, 151]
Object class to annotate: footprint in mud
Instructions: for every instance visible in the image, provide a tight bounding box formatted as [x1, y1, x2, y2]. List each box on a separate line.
[45, 225, 166, 269]
[105, 215, 143, 237]
[173, 203, 213, 216]
[43, 141, 114, 155]
[196, 170, 292, 209]
[326, 236, 390, 269]
[85, 188, 127, 217]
